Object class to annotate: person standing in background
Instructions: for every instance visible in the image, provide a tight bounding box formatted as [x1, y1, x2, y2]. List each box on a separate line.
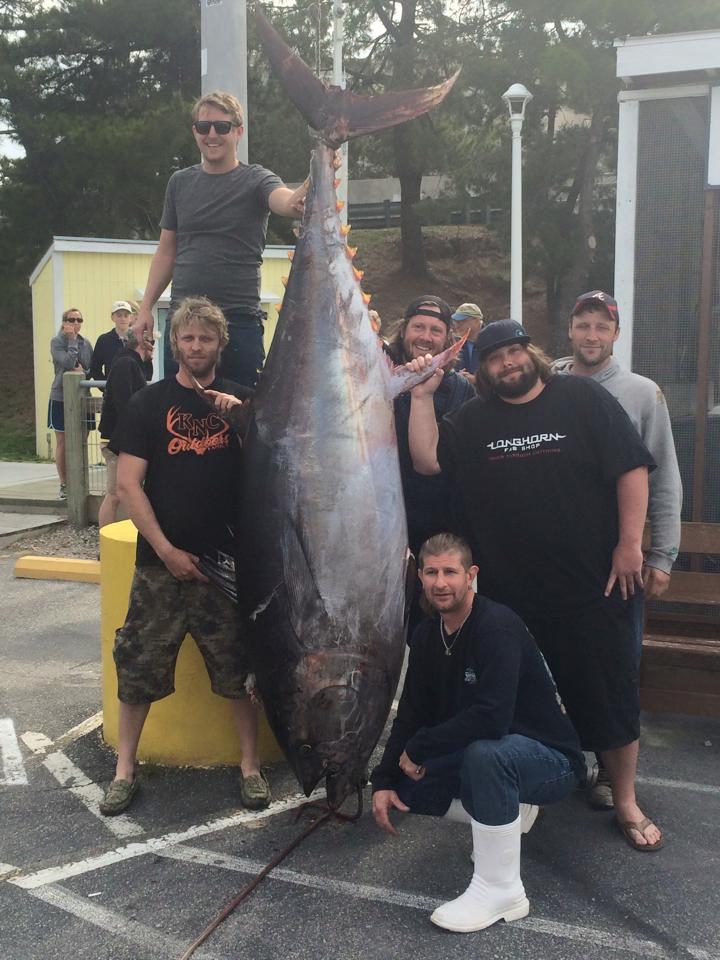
[48, 308, 93, 500]
[97, 323, 154, 527]
[91, 301, 134, 383]
[451, 302, 485, 382]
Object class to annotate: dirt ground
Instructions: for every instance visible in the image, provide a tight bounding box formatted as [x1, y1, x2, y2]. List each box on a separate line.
[2, 522, 99, 560]
[353, 224, 549, 343]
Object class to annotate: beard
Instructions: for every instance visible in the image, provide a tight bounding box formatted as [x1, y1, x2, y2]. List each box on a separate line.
[492, 365, 539, 398]
[179, 351, 220, 381]
[577, 346, 612, 368]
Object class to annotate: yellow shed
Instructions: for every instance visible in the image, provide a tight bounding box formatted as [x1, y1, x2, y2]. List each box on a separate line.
[30, 236, 291, 458]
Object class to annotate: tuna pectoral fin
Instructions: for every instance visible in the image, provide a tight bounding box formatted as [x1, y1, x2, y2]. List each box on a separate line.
[198, 549, 238, 604]
[256, 8, 459, 148]
[385, 333, 468, 401]
[283, 519, 323, 636]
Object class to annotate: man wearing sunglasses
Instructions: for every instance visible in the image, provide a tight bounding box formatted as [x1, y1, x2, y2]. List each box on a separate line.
[134, 90, 306, 388]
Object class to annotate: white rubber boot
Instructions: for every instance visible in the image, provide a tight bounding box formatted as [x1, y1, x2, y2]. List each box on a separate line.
[446, 799, 538, 833]
[430, 814, 529, 933]
[520, 803, 539, 834]
[443, 799, 471, 824]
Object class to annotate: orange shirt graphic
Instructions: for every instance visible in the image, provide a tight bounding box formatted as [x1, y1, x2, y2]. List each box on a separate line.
[166, 406, 231, 456]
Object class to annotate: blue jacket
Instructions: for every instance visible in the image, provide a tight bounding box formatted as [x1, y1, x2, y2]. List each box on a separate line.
[456, 337, 480, 375]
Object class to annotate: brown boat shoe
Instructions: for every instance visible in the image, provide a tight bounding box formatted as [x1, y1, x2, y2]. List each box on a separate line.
[239, 770, 271, 810]
[99, 777, 139, 816]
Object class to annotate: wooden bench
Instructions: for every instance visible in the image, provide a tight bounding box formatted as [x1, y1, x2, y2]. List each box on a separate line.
[641, 521, 720, 717]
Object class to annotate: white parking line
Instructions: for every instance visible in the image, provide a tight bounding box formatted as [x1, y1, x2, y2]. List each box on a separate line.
[0, 718, 28, 785]
[21, 710, 103, 758]
[41, 751, 144, 840]
[28, 884, 223, 960]
[637, 775, 720, 796]
[159, 844, 718, 960]
[9, 791, 325, 889]
[59, 710, 104, 743]
[20, 731, 53, 754]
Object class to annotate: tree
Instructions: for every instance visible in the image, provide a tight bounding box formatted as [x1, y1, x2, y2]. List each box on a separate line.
[440, 0, 720, 347]
[0, 0, 200, 320]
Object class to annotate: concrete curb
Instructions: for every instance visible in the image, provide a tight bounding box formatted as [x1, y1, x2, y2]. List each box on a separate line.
[13, 556, 101, 583]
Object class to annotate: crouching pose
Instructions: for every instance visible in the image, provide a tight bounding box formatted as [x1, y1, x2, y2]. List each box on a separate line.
[371, 533, 585, 933]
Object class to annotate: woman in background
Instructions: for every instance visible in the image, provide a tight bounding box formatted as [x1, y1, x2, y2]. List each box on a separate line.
[48, 307, 93, 499]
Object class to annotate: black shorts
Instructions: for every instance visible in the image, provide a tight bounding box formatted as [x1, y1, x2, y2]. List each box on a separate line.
[525, 598, 640, 753]
[47, 398, 97, 432]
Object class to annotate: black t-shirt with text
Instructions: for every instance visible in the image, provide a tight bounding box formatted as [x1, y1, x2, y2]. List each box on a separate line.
[112, 377, 249, 566]
[437, 375, 655, 619]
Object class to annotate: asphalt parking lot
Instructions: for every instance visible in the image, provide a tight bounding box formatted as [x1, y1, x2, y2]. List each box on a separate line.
[1, 552, 719, 960]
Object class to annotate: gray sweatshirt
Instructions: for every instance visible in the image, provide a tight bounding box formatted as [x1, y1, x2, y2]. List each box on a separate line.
[554, 356, 682, 574]
[49, 332, 94, 402]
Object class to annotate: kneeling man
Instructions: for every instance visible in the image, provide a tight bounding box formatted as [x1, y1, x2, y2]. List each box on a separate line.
[371, 533, 585, 933]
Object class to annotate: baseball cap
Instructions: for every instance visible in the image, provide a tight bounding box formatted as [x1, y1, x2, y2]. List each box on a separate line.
[571, 291, 619, 323]
[403, 295, 452, 327]
[111, 300, 133, 314]
[451, 302, 484, 323]
[476, 319, 531, 359]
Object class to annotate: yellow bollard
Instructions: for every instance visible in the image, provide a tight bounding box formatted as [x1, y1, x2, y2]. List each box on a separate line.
[100, 520, 282, 766]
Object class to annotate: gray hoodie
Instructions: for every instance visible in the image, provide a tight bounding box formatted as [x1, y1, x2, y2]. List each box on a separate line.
[49, 332, 94, 402]
[554, 356, 682, 574]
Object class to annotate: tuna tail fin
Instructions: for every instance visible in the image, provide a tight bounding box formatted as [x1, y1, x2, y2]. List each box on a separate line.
[385, 332, 468, 401]
[256, 8, 459, 148]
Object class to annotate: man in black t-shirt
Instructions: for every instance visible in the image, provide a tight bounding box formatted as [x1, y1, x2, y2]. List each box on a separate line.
[405, 320, 664, 853]
[99, 297, 270, 817]
[372, 534, 583, 933]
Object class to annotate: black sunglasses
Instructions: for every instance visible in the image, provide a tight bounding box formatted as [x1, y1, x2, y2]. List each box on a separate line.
[192, 120, 239, 135]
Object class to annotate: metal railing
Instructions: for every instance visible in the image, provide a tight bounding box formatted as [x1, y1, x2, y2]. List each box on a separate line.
[62, 371, 107, 527]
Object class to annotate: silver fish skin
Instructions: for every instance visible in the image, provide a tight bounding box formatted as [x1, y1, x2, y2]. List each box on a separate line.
[239, 141, 409, 807]
[236, 10, 461, 809]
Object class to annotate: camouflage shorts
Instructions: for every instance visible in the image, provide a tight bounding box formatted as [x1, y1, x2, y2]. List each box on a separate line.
[113, 566, 251, 704]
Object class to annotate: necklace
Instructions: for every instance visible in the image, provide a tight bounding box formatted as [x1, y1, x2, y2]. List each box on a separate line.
[439, 609, 472, 656]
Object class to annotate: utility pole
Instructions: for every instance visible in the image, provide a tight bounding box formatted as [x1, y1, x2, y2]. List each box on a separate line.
[201, 0, 249, 164]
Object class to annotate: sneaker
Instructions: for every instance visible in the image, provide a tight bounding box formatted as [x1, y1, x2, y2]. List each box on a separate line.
[239, 770, 271, 810]
[99, 777, 139, 815]
[59, 484, 67, 500]
[588, 766, 614, 809]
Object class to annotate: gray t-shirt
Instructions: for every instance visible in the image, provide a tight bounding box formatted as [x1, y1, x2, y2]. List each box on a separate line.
[160, 163, 284, 314]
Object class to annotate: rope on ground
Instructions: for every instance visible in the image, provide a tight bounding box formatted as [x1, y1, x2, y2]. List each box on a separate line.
[178, 792, 362, 960]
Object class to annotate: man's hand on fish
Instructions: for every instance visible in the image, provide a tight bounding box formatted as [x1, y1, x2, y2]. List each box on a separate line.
[203, 389, 243, 416]
[406, 354, 445, 396]
[159, 545, 209, 583]
[372, 789, 410, 836]
[399, 750, 425, 781]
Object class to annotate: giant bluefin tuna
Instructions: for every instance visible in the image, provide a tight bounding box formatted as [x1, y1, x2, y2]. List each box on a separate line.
[233, 10, 460, 808]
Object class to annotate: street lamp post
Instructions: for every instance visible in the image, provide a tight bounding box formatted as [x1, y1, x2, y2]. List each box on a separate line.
[501, 83, 533, 322]
[332, 1, 348, 226]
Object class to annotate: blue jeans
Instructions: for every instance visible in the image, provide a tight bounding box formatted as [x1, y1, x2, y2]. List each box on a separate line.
[163, 307, 265, 389]
[396, 735, 579, 826]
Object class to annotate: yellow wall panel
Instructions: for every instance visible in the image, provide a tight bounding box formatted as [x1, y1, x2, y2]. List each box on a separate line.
[31, 258, 56, 459]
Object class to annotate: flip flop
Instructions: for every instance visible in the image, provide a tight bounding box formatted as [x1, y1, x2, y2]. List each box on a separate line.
[616, 816, 664, 852]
